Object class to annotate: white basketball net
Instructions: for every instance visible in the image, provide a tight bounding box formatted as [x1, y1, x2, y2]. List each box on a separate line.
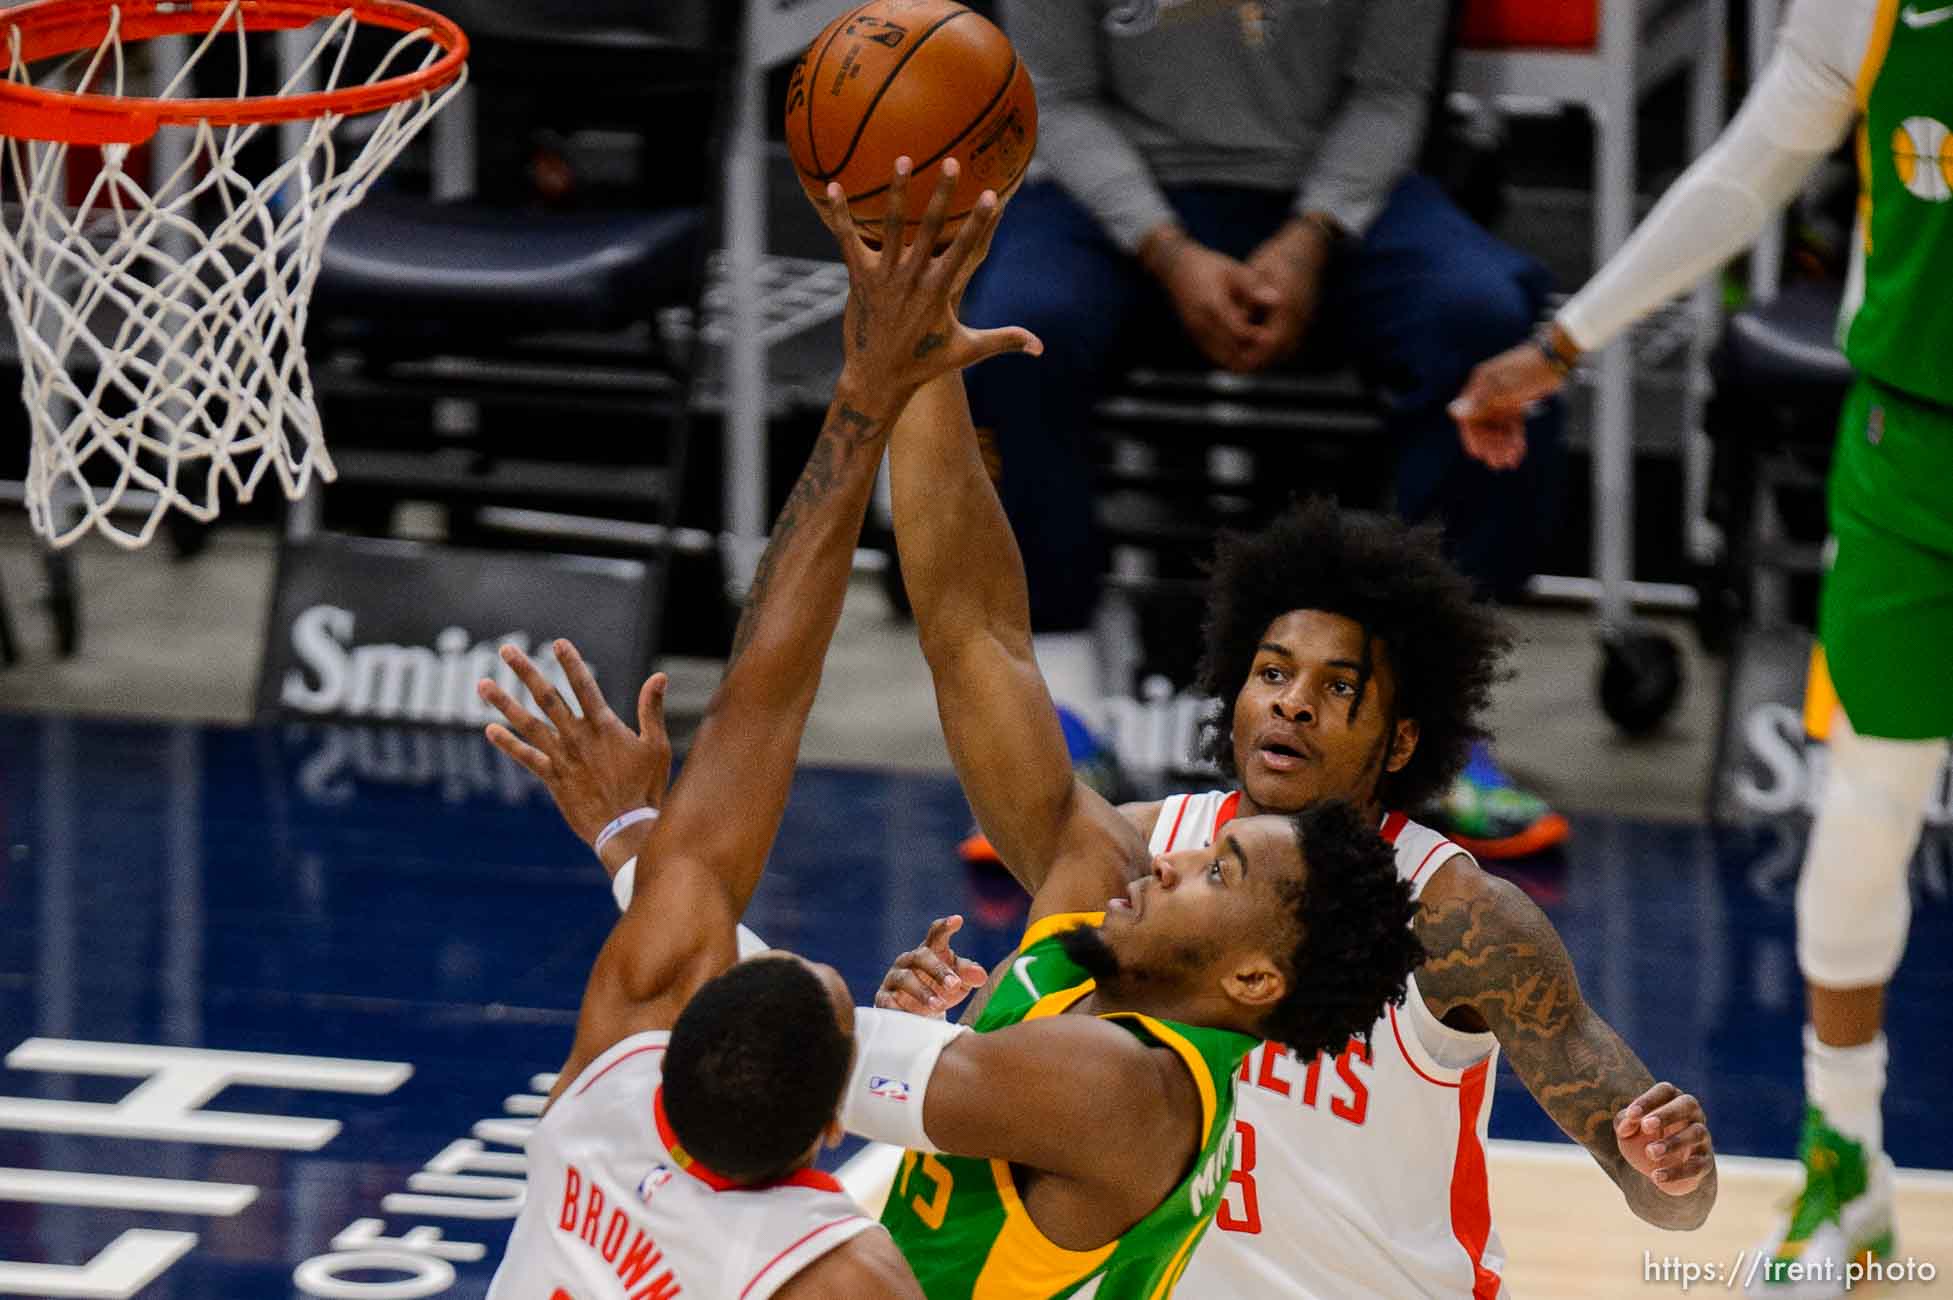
[0, 2, 465, 548]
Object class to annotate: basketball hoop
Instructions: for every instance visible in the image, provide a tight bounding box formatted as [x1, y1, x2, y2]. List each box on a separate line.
[0, 0, 468, 548]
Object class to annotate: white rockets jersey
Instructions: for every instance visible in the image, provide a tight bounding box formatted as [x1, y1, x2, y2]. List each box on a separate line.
[1155, 792, 1511, 1299]
[487, 1030, 881, 1300]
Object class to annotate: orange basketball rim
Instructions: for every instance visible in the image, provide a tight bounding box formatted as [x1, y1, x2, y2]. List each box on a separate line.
[0, 0, 469, 144]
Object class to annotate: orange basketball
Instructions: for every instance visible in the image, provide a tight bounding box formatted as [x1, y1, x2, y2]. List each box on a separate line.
[786, 0, 1037, 244]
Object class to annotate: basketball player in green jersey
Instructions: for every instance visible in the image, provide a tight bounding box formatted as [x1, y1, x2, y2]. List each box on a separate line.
[836, 290, 1424, 1297]
[1451, 2, 1953, 1291]
[863, 801, 1417, 1299]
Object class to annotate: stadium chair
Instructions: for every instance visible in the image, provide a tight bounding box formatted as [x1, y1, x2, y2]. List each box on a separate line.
[304, 0, 739, 662]
[1699, 279, 1851, 812]
[1697, 281, 1851, 647]
[1090, 365, 1390, 689]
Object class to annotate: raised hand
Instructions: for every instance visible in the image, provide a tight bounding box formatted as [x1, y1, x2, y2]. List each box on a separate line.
[478, 639, 672, 851]
[1614, 1082, 1715, 1197]
[814, 156, 1042, 396]
[875, 915, 991, 1018]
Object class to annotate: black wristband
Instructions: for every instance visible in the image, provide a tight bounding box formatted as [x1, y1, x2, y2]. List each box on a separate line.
[1532, 321, 1578, 378]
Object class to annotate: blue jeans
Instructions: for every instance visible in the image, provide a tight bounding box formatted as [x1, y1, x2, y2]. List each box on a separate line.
[960, 175, 1566, 633]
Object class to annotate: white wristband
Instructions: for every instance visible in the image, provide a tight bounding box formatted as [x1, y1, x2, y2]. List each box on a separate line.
[611, 856, 639, 913]
[840, 1007, 969, 1153]
[595, 806, 658, 856]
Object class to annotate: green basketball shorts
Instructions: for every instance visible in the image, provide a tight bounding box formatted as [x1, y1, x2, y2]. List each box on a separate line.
[1819, 378, 1953, 741]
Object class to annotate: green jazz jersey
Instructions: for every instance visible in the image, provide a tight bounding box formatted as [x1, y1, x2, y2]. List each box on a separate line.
[881, 911, 1260, 1300]
[1842, 0, 1953, 407]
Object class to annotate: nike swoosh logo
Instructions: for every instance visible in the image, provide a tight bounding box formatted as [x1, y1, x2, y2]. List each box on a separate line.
[1901, 3, 1953, 27]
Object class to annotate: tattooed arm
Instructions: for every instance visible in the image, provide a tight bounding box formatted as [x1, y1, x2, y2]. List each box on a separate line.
[538, 161, 1038, 1082]
[1414, 858, 1719, 1230]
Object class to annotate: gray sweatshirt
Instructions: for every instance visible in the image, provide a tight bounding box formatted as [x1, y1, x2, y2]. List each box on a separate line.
[1004, 0, 1447, 250]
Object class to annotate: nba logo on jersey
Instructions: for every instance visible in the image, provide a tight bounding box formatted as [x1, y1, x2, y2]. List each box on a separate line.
[869, 1075, 912, 1101]
[636, 1166, 676, 1200]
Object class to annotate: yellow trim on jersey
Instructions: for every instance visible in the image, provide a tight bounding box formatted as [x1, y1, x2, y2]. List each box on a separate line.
[1017, 911, 1106, 954]
[1854, 0, 1901, 110]
[1856, 118, 1876, 255]
[1147, 1218, 1209, 1300]
[971, 1159, 1118, 1300]
[1021, 980, 1096, 1023]
[1852, 0, 1900, 254]
[1102, 1013, 1219, 1143]
[1804, 643, 1840, 742]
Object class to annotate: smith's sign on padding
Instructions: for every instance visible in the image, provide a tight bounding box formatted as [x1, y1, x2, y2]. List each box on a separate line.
[259, 536, 650, 726]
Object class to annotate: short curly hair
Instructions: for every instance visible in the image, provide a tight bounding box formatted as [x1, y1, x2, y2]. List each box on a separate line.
[1258, 800, 1424, 1060]
[1194, 499, 1510, 810]
[663, 957, 852, 1183]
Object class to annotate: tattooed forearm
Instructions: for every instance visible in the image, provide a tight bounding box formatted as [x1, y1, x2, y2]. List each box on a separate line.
[1414, 873, 1712, 1229]
[727, 407, 885, 664]
[847, 293, 869, 355]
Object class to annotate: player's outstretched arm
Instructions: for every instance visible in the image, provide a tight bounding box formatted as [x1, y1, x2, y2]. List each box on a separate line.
[921, 1014, 1193, 1205]
[1415, 860, 1718, 1230]
[657, 161, 1039, 927]
[492, 162, 1040, 1081]
[889, 372, 1149, 917]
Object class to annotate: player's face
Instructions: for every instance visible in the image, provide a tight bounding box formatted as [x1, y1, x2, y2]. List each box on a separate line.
[1228, 610, 1416, 814]
[1090, 814, 1301, 998]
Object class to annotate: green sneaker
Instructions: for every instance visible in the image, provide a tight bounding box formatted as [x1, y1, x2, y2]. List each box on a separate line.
[1746, 1106, 1896, 1298]
[1422, 743, 1569, 859]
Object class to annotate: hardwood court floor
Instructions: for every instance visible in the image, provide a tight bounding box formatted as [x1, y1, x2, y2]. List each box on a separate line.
[1489, 1143, 1953, 1298]
[839, 1142, 1953, 1298]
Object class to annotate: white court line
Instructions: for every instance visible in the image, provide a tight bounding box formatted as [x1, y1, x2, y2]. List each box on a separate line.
[0, 1167, 257, 1215]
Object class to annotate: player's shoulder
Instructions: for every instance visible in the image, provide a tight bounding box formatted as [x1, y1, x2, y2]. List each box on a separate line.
[547, 1027, 672, 1111]
[1119, 798, 1167, 840]
[773, 1226, 922, 1300]
[1412, 848, 1561, 958]
[1782, 0, 1886, 81]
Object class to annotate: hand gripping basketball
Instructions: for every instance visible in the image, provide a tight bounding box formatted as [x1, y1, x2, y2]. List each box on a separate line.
[812, 156, 1042, 392]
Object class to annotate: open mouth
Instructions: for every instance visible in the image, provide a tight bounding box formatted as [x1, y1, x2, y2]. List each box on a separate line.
[1257, 740, 1310, 771]
[1108, 880, 1144, 918]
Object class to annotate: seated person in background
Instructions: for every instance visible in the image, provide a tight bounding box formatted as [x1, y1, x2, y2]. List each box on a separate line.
[956, 0, 1569, 859]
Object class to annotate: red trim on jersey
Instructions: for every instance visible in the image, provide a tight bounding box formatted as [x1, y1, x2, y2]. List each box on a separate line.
[652, 1086, 845, 1195]
[1450, 1060, 1502, 1300]
[1214, 790, 1241, 831]
[573, 1042, 667, 1098]
[739, 1216, 868, 1300]
[1387, 1003, 1459, 1089]
[1410, 838, 1456, 889]
[1380, 811, 1409, 844]
[1163, 797, 1192, 850]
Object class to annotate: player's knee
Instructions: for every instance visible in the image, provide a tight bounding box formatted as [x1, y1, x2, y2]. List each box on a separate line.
[1794, 713, 1944, 986]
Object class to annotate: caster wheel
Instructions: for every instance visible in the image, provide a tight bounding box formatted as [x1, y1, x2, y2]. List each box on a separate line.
[1598, 626, 1683, 736]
